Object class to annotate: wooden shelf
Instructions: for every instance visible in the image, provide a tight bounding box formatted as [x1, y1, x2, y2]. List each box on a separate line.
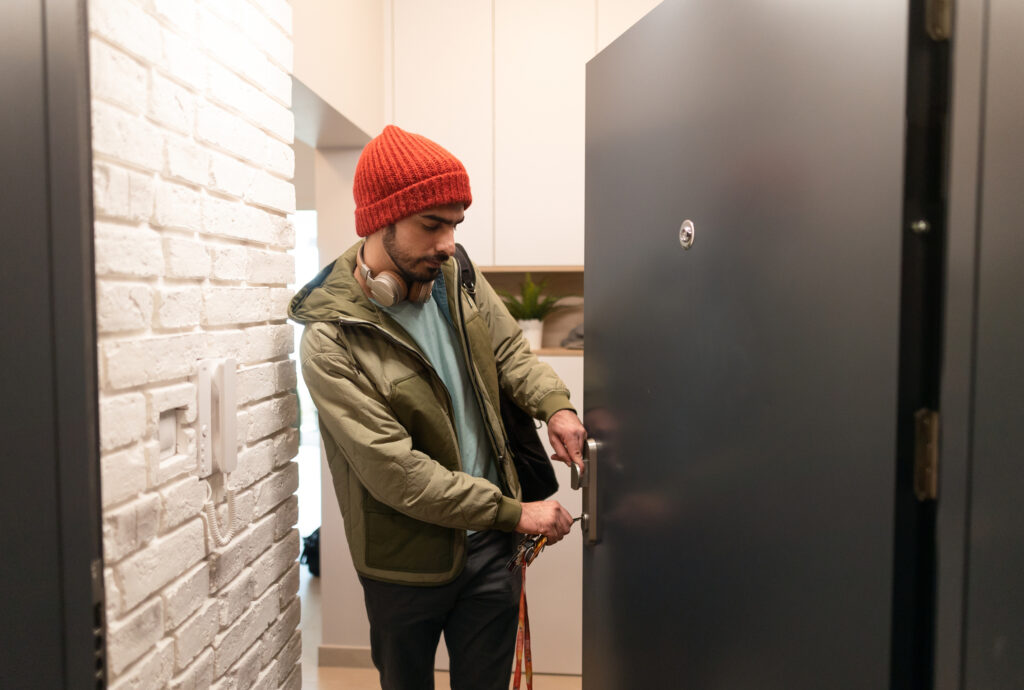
[536, 347, 583, 357]
[477, 265, 583, 273]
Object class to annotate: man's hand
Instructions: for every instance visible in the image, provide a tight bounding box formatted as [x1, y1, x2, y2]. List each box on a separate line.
[547, 409, 587, 472]
[516, 500, 574, 544]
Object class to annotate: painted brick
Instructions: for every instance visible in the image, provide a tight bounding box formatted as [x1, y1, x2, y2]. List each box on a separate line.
[95, 221, 163, 278]
[196, 102, 266, 166]
[244, 324, 293, 364]
[199, 5, 270, 91]
[207, 59, 291, 141]
[169, 647, 213, 690]
[259, 595, 300, 668]
[160, 476, 207, 532]
[203, 286, 270, 326]
[268, 287, 292, 320]
[271, 495, 298, 541]
[148, 435, 199, 488]
[161, 562, 210, 631]
[105, 567, 123, 620]
[174, 599, 219, 671]
[275, 631, 302, 685]
[153, 0, 199, 35]
[163, 236, 211, 279]
[245, 247, 295, 290]
[209, 245, 249, 282]
[212, 583, 279, 676]
[103, 333, 205, 389]
[161, 27, 207, 92]
[165, 135, 209, 187]
[92, 100, 164, 172]
[154, 179, 202, 231]
[271, 427, 299, 469]
[109, 638, 174, 690]
[271, 213, 295, 248]
[209, 513, 274, 591]
[147, 382, 197, 428]
[117, 519, 206, 610]
[202, 194, 270, 243]
[89, 0, 162, 65]
[251, 530, 299, 596]
[89, 38, 148, 114]
[237, 363, 277, 405]
[230, 439, 274, 491]
[209, 150, 255, 199]
[205, 329, 248, 362]
[149, 71, 196, 136]
[224, 638, 264, 689]
[93, 162, 155, 222]
[251, 660, 279, 690]
[278, 563, 300, 609]
[108, 597, 164, 676]
[263, 61, 292, 109]
[217, 567, 253, 628]
[97, 282, 153, 333]
[246, 170, 295, 213]
[103, 492, 161, 562]
[102, 445, 148, 508]
[252, 0, 292, 35]
[156, 287, 203, 329]
[239, 0, 292, 72]
[264, 137, 294, 179]
[252, 463, 299, 518]
[246, 394, 297, 444]
[100, 392, 148, 451]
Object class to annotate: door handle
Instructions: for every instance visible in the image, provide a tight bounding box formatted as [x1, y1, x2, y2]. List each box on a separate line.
[574, 438, 601, 544]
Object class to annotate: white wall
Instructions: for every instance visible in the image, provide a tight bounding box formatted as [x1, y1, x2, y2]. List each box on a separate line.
[90, 0, 301, 686]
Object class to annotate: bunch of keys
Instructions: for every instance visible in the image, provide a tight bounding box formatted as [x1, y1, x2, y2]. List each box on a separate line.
[506, 534, 547, 572]
[506, 517, 582, 572]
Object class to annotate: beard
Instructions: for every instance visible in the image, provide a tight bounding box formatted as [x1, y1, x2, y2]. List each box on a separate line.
[381, 226, 448, 283]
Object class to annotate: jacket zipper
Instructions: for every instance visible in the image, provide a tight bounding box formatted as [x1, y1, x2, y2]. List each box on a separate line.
[451, 258, 513, 495]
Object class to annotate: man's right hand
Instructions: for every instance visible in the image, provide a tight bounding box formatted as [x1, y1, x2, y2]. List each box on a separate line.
[516, 500, 574, 544]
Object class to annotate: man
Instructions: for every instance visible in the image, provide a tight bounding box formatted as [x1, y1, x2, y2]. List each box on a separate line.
[288, 124, 586, 689]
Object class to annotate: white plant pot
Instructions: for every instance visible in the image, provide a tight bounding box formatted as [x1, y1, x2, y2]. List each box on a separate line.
[518, 319, 543, 350]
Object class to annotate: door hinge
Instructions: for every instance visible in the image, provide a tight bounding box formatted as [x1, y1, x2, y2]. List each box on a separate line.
[926, 0, 952, 41]
[914, 409, 940, 501]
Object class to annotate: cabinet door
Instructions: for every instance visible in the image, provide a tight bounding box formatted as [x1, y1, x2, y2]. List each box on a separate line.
[494, 0, 594, 266]
[392, 0, 494, 263]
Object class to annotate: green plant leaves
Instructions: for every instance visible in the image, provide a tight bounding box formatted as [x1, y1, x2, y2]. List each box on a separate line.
[497, 273, 564, 321]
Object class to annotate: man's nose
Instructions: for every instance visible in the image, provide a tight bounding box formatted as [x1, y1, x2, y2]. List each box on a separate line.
[437, 226, 456, 256]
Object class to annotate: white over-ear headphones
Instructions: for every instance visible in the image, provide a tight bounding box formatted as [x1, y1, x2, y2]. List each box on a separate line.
[357, 244, 433, 307]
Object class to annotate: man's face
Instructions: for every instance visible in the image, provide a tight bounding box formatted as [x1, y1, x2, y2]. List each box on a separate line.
[381, 203, 465, 283]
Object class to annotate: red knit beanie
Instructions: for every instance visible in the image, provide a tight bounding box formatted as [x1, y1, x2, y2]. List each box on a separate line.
[353, 125, 473, 237]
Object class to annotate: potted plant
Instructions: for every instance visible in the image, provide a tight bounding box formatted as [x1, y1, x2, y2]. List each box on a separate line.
[497, 273, 565, 350]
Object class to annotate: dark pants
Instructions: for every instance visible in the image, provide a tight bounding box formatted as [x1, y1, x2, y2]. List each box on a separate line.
[358, 530, 522, 690]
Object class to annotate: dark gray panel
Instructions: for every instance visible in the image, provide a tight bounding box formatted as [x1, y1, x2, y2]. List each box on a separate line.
[962, 0, 1024, 686]
[584, 1, 906, 687]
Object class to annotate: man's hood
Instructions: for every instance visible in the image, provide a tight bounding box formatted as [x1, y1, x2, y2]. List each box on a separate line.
[288, 241, 461, 326]
[288, 242, 377, 325]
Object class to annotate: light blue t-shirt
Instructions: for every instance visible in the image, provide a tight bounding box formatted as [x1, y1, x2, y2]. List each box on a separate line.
[381, 273, 501, 488]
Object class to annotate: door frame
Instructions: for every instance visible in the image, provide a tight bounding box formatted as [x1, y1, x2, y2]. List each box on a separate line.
[0, 0, 106, 685]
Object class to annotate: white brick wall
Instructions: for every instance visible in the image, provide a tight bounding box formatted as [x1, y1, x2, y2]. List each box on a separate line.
[90, 0, 300, 686]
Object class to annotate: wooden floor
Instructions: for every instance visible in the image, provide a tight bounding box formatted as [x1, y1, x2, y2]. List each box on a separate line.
[299, 565, 582, 690]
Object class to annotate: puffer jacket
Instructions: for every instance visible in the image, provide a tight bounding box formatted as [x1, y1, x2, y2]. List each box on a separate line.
[288, 241, 574, 585]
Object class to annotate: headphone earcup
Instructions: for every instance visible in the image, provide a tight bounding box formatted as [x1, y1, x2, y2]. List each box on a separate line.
[407, 280, 434, 303]
[366, 270, 407, 306]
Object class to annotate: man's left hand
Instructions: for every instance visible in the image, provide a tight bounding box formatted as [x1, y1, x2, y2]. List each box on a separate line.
[547, 409, 587, 472]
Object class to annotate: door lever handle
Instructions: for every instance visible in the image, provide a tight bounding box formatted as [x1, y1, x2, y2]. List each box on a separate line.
[580, 438, 600, 544]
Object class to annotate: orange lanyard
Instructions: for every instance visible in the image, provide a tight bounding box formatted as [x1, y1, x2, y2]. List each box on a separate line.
[511, 535, 545, 690]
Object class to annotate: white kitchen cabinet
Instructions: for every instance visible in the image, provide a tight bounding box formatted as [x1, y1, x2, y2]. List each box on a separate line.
[392, 0, 495, 263]
[494, 0, 595, 266]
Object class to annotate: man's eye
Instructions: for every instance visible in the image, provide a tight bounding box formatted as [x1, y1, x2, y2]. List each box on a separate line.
[424, 224, 440, 231]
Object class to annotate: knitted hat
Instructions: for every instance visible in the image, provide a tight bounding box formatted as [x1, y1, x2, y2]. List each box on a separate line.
[353, 125, 473, 237]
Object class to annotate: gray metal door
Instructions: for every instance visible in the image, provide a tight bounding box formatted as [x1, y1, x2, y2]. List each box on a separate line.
[583, 1, 908, 687]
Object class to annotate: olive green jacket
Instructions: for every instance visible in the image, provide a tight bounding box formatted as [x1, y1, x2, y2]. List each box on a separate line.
[288, 242, 574, 585]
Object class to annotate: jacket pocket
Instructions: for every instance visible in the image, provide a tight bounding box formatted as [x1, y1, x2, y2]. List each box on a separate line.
[364, 502, 455, 574]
